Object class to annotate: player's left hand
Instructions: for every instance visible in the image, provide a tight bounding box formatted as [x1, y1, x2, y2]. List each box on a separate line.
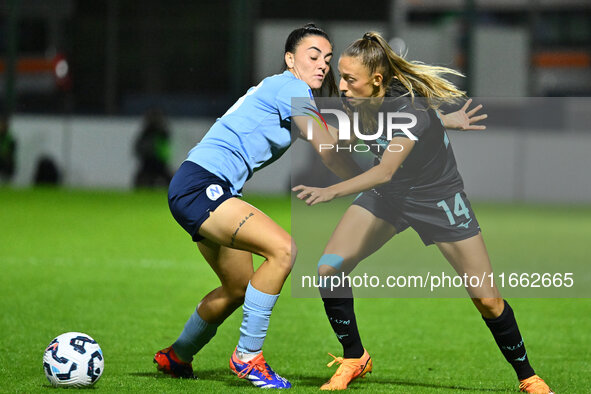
[441, 98, 487, 131]
[292, 185, 336, 206]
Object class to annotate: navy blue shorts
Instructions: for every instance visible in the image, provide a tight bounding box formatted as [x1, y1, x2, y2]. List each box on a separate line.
[168, 161, 236, 242]
[353, 189, 481, 246]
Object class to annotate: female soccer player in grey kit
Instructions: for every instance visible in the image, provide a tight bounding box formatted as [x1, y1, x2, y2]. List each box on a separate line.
[294, 32, 552, 393]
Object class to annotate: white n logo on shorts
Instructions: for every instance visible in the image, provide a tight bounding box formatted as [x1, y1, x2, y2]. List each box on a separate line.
[206, 184, 223, 201]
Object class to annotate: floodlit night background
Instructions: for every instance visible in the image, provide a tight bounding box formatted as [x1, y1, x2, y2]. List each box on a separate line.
[1, 0, 590, 192]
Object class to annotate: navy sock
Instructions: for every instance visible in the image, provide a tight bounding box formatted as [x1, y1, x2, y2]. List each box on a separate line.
[320, 285, 364, 359]
[483, 300, 535, 380]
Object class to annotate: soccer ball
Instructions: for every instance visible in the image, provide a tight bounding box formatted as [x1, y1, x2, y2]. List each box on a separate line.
[43, 332, 104, 387]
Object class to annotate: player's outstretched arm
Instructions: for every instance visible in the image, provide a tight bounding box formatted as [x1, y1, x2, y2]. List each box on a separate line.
[439, 98, 487, 131]
[292, 116, 362, 180]
[293, 137, 414, 206]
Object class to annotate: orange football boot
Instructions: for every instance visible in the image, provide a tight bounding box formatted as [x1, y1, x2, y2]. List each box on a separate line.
[519, 374, 553, 393]
[320, 349, 372, 390]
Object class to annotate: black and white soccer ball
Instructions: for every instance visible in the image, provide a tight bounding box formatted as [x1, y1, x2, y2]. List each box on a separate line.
[43, 332, 104, 387]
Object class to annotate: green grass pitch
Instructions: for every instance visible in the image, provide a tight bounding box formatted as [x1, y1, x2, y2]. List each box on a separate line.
[1, 188, 590, 392]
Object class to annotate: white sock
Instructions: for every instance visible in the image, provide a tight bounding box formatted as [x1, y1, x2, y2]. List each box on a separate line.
[236, 350, 261, 362]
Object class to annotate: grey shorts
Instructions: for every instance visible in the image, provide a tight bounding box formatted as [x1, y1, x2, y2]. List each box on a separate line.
[352, 189, 481, 246]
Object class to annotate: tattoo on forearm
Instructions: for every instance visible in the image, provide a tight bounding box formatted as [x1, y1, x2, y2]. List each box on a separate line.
[230, 212, 255, 246]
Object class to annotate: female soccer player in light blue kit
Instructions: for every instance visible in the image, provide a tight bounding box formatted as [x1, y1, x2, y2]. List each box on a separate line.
[153, 24, 359, 389]
[154, 24, 484, 389]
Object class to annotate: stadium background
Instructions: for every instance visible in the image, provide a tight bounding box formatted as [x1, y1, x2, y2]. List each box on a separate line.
[1, 0, 590, 392]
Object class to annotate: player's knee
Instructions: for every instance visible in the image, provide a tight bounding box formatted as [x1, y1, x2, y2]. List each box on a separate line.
[269, 236, 297, 274]
[317, 265, 334, 278]
[234, 279, 250, 301]
[317, 254, 344, 277]
[291, 238, 298, 267]
[228, 290, 246, 308]
[474, 297, 504, 318]
[220, 278, 249, 307]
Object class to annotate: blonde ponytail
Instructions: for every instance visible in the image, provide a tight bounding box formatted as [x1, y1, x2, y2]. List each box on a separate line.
[345, 32, 465, 108]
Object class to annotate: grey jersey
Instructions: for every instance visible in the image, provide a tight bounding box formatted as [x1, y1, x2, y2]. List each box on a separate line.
[364, 94, 464, 200]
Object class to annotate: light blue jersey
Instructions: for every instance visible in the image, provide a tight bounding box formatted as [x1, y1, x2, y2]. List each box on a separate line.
[186, 70, 315, 194]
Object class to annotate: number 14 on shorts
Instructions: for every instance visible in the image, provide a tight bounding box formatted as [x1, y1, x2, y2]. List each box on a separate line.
[437, 192, 470, 226]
